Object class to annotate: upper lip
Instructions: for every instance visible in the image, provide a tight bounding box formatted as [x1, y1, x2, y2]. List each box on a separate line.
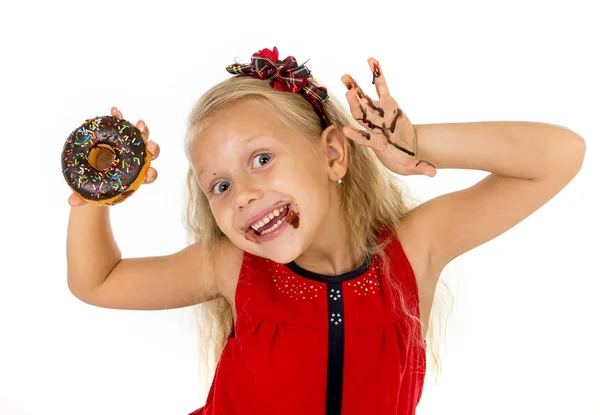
[243, 202, 290, 231]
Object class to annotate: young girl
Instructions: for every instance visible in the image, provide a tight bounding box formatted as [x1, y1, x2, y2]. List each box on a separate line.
[66, 46, 586, 415]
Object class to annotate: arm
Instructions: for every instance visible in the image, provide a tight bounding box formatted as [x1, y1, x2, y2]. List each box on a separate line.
[408, 121, 586, 275]
[66, 203, 225, 310]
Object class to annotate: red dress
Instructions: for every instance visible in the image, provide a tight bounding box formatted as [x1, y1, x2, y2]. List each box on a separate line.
[188, 226, 426, 415]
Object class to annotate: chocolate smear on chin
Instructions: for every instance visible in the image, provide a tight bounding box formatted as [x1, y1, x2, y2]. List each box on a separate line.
[244, 232, 262, 244]
[287, 209, 300, 229]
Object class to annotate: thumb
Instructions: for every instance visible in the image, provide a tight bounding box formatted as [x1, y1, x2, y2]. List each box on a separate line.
[68, 192, 87, 207]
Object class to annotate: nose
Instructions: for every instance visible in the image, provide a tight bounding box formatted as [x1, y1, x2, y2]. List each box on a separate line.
[234, 177, 264, 210]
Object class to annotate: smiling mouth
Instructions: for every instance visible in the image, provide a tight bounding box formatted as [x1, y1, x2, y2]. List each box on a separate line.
[248, 203, 291, 235]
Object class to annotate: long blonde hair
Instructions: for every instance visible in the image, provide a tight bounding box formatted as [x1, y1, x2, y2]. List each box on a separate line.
[182, 75, 454, 392]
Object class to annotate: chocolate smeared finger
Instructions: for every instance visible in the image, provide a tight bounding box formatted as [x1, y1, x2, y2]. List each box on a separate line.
[347, 76, 365, 99]
[381, 122, 390, 140]
[357, 105, 389, 137]
[385, 137, 416, 157]
[371, 63, 381, 84]
[358, 130, 371, 140]
[358, 111, 385, 138]
[359, 105, 368, 122]
[365, 95, 385, 118]
[389, 108, 403, 133]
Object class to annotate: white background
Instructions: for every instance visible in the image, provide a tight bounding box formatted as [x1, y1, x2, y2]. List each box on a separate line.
[1, 0, 598, 414]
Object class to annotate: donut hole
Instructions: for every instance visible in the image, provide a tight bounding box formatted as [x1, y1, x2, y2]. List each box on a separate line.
[88, 144, 116, 171]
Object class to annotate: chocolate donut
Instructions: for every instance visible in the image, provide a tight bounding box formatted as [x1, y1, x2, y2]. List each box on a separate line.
[61, 115, 151, 206]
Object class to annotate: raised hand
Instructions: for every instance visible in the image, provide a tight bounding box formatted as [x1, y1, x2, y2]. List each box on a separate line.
[341, 58, 436, 177]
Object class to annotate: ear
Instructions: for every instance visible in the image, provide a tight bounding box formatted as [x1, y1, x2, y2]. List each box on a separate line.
[319, 125, 349, 182]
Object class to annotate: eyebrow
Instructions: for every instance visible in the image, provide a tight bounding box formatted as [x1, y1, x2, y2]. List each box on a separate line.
[197, 134, 273, 179]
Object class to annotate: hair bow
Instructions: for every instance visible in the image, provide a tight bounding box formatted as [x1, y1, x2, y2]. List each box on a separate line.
[226, 46, 331, 129]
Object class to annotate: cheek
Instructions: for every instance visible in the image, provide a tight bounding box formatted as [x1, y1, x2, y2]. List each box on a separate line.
[273, 158, 323, 189]
[283, 167, 330, 218]
[208, 203, 226, 230]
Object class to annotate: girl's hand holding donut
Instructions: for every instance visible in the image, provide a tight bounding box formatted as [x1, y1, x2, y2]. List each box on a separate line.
[341, 58, 436, 177]
[68, 107, 160, 207]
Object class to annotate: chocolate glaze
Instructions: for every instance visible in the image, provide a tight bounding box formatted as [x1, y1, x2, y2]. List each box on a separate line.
[61, 115, 149, 203]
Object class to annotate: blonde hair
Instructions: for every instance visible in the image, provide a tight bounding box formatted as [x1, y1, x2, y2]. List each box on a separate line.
[182, 75, 454, 392]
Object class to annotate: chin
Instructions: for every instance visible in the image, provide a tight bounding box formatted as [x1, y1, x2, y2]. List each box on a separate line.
[246, 228, 305, 265]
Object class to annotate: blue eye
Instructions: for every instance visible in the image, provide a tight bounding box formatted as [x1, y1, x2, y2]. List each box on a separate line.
[211, 181, 230, 195]
[253, 153, 272, 168]
[211, 153, 272, 195]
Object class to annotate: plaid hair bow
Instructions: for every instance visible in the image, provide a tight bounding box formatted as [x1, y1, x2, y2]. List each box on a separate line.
[226, 46, 331, 129]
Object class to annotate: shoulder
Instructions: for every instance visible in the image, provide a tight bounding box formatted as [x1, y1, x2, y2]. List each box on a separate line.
[391, 214, 430, 271]
[391, 212, 438, 294]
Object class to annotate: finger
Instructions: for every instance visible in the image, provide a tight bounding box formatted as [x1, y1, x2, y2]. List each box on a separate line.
[342, 73, 381, 111]
[417, 162, 437, 178]
[416, 159, 437, 177]
[344, 89, 367, 124]
[68, 192, 87, 206]
[405, 158, 437, 177]
[341, 73, 386, 120]
[111, 107, 124, 120]
[341, 74, 367, 100]
[136, 120, 149, 142]
[147, 140, 160, 160]
[368, 57, 390, 98]
[143, 166, 158, 184]
[345, 90, 385, 130]
[342, 125, 388, 153]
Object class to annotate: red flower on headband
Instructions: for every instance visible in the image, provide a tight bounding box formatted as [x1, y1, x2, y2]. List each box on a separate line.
[255, 46, 308, 92]
[258, 47, 279, 64]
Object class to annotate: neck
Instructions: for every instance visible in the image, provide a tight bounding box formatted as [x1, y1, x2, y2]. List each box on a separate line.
[292, 194, 364, 277]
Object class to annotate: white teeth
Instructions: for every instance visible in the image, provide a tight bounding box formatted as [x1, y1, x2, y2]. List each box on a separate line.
[250, 205, 288, 231]
[260, 219, 284, 235]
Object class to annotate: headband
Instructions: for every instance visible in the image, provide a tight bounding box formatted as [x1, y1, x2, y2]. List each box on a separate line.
[225, 46, 332, 129]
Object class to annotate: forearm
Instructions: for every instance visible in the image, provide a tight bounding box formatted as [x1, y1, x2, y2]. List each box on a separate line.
[66, 204, 122, 296]
[414, 121, 586, 180]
